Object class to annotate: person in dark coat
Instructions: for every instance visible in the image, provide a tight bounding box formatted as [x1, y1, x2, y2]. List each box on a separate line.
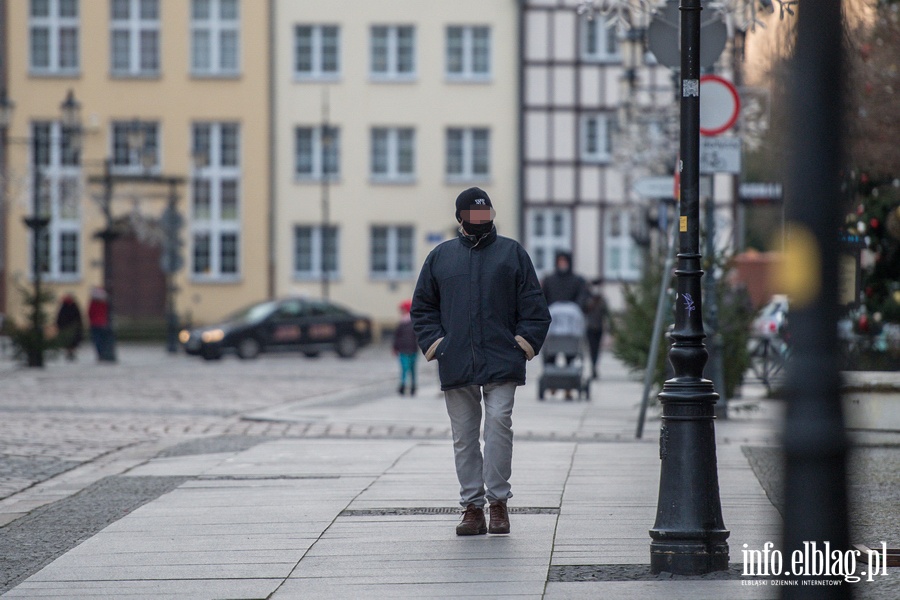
[411, 187, 551, 537]
[585, 279, 610, 379]
[55, 294, 84, 361]
[541, 250, 589, 309]
[540, 251, 590, 373]
[392, 299, 419, 396]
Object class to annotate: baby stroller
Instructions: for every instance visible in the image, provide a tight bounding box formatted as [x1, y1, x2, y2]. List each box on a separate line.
[538, 301, 590, 401]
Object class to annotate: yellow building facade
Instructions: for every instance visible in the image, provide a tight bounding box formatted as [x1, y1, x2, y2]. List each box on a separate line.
[1, 0, 271, 332]
[272, 0, 521, 328]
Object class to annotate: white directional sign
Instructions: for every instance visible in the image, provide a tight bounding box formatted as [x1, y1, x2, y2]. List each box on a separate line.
[633, 176, 676, 199]
[699, 137, 742, 174]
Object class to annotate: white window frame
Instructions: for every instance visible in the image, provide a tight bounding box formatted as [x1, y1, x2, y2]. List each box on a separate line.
[190, 122, 242, 281]
[527, 208, 571, 278]
[294, 126, 340, 181]
[446, 127, 490, 182]
[581, 16, 619, 62]
[370, 25, 415, 81]
[293, 225, 340, 280]
[31, 121, 82, 281]
[110, 120, 161, 174]
[29, 0, 80, 75]
[294, 24, 340, 81]
[445, 25, 491, 81]
[371, 127, 415, 182]
[604, 208, 642, 282]
[110, 0, 160, 76]
[370, 225, 414, 280]
[190, 0, 240, 77]
[581, 113, 614, 163]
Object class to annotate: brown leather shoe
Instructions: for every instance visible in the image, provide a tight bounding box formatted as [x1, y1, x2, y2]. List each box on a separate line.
[488, 501, 510, 534]
[456, 504, 487, 536]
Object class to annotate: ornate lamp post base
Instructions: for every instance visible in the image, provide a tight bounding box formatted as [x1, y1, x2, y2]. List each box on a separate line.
[650, 378, 729, 574]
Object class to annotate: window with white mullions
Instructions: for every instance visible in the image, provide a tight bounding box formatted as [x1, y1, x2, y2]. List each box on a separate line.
[581, 113, 613, 163]
[30, 121, 82, 280]
[582, 16, 619, 62]
[371, 127, 415, 181]
[370, 25, 415, 80]
[294, 225, 339, 280]
[446, 25, 490, 80]
[446, 128, 490, 181]
[295, 126, 341, 180]
[604, 209, 641, 282]
[370, 226, 414, 280]
[294, 24, 340, 79]
[111, 120, 159, 172]
[190, 0, 239, 76]
[191, 122, 242, 279]
[527, 208, 571, 277]
[110, 0, 159, 76]
[29, 0, 80, 74]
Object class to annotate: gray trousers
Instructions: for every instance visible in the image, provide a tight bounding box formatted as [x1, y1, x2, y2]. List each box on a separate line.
[444, 382, 516, 507]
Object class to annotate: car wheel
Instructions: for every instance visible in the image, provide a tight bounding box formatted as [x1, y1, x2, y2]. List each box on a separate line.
[237, 337, 261, 360]
[335, 334, 359, 358]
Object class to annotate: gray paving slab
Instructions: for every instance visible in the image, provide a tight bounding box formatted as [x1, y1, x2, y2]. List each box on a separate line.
[5, 349, 890, 599]
[4, 579, 280, 599]
[544, 581, 778, 599]
[272, 579, 547, 599]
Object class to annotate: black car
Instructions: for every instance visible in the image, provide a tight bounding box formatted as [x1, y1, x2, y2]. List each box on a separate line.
[179, 297, 373, 360]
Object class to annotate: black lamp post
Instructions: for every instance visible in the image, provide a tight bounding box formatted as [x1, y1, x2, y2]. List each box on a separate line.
[22, 138, 51, 368]
[648, 0, 729, 574]
[321, 119, 332, 301]
[0, 90, 81, 367]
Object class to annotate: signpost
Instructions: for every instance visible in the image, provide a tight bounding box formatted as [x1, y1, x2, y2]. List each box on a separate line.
[699, 74, 740, 136]
[647, 0, 728, 70]
[699, 137, 741, 174]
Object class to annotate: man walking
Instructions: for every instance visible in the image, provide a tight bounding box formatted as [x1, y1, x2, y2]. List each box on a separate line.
[411, 187, 551, 536]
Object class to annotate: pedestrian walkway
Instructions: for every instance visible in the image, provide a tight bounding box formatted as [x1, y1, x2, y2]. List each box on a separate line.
[0, 351, 891, 599]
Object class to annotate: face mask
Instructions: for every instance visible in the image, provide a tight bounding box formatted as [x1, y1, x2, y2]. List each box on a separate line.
[463, 220, 493, 237]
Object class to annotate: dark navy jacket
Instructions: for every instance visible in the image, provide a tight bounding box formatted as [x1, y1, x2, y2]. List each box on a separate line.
[411, 227, 551, 391]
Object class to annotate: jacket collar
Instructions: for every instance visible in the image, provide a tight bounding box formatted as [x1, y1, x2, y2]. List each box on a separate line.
[458, 225, 498, 249]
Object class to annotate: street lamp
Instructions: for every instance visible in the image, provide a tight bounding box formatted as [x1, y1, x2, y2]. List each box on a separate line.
[648, 0, 729, 575]
[320, 101, 333, 301]
[0, 89, 81, 367]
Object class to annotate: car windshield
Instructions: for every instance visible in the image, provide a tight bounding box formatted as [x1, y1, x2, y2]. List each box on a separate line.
[225, 301, 278, 324]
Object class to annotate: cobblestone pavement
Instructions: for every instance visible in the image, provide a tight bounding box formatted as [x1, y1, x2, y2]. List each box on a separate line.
[0, 342, 402, 507]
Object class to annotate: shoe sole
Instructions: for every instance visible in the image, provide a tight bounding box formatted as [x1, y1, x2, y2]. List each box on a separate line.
[488, 527, 510, 534]
[456, 528, 487, 536]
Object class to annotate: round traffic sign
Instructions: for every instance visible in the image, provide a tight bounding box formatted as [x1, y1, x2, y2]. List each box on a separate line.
[700, 74, 740, 136]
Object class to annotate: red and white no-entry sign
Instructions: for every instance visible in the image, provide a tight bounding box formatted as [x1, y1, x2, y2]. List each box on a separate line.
[699, 74, 740, 136]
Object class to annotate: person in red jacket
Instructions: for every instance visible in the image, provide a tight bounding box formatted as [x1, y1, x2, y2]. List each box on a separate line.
[87, 287, 115, 362]
[392, 299, 418, 396]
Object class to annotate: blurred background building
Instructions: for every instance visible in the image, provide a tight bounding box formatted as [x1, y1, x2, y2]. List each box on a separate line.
[1, 0, 747, 333]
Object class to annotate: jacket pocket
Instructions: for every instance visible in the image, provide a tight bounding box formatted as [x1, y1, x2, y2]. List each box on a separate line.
[436, 334, 469, 387]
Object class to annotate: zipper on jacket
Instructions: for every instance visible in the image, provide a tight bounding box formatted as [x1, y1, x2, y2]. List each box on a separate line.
[469, 246, 477, 371]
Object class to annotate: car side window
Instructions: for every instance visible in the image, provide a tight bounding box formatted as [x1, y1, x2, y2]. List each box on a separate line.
[272, 300, 306, 322]
[309, 301, 346, 317]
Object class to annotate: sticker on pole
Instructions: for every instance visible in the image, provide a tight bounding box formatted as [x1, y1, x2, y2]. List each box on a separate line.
[700, 74, 740, 137]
